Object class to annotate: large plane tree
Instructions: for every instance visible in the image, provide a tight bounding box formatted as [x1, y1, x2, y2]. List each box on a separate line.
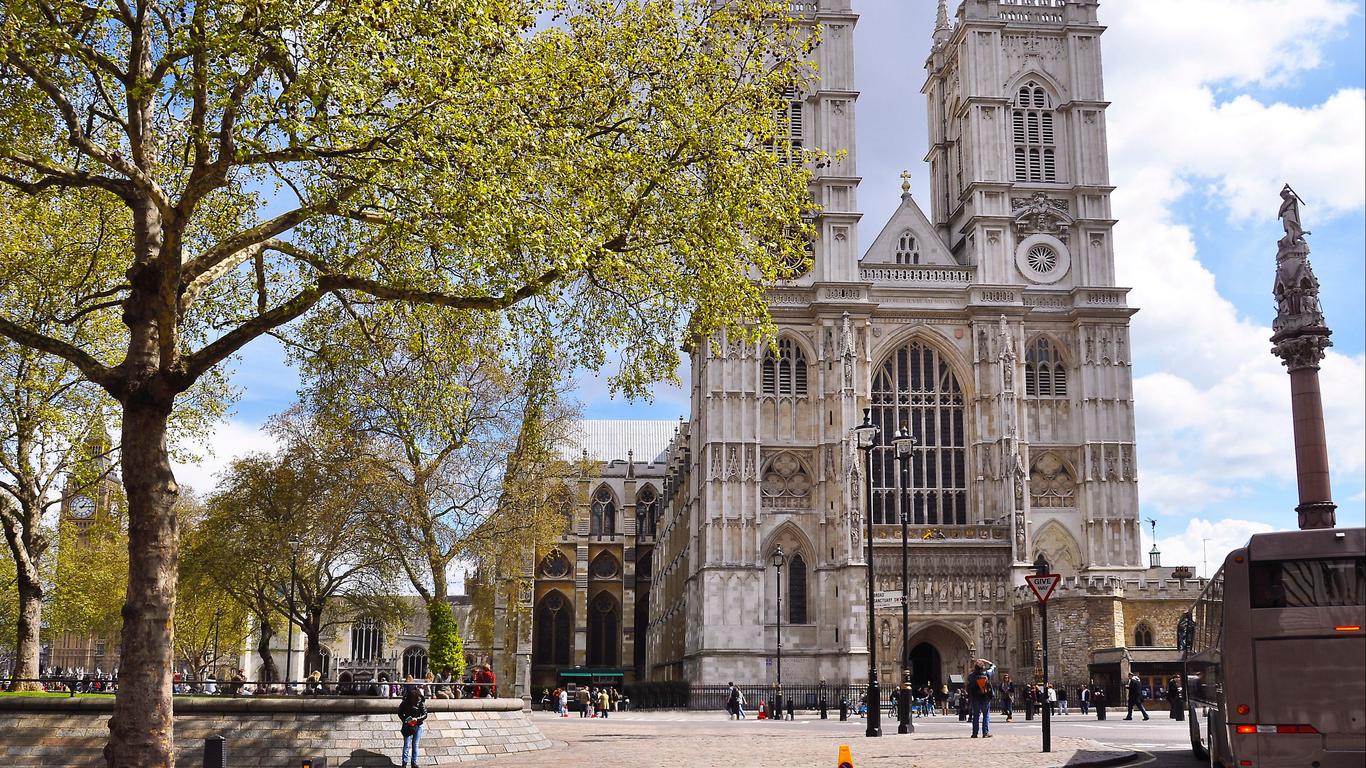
[0, 0, 817, 764]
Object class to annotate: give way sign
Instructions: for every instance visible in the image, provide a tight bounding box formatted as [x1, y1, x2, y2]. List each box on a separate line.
[1026, 573, 1061, 604]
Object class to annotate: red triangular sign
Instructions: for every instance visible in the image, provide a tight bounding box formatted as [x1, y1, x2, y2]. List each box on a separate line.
[1026, 573, 1061, 604]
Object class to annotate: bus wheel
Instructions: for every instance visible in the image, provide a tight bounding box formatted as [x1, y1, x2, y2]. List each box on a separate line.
[1189, 705, 1210, 761]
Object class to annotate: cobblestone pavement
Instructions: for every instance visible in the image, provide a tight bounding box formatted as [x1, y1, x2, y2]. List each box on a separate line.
[473, 711, 1142, 768]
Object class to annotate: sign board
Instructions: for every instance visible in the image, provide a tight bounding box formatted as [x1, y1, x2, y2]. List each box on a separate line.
[1026, 573, 1061, 604]
[873, 590, 904, 608]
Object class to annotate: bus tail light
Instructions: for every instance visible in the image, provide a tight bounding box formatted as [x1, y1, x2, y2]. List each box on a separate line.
[1236, 704, 1251, 715]
[1274, 725, 1319, 734]
[1335, 625, 1361, 632]
[1235, 724, 1320, 735]
[1236, 725, 1257, 734]
[1238, 762, 1252, 767]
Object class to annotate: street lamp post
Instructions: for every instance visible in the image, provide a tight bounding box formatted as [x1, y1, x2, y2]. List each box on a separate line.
[286, 535, 301, 690]
[892, 425, 917, 734]
[854, 408, 882, 738]
[772, 544, 785, 721]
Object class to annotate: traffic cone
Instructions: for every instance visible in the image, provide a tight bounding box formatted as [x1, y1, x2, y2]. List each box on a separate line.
[758, 702, 766, 720]
[837, 744, 854, 768]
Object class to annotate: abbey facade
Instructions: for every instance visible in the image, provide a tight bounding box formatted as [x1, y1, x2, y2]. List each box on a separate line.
[513, 0, 1199, 700]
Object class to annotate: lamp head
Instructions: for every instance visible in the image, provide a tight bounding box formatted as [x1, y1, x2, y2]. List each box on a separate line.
[772, 544, 785, 568]
[853, 408, 880, 450]
[1032, 553, 1049, 576]
[892, 424, 917, 457]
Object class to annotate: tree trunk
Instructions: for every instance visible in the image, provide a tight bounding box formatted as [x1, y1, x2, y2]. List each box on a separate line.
[255, 617, 278, 681]
[104, 398, 179, 768]
[8, 566, 43, 691]
[302, 612, 324, 678]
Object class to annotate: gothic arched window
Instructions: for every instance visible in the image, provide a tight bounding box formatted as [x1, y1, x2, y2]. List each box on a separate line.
[590, 551, 620, 580]
[871, 340, 968, 525]
[538, 550, 572, 579]
[1025, 337, 1067, 398]
[1134, 622, 1155, 647]
[895, 230, 920, 265]
[788, 553, 808, 624]
[1012, 82, 1058, 183]
[587, 591, 620, 667]
[402, 646, 428, 679]
[533, 591, 573, 667]
[636, 485, 659, 538]
[761, 337, 808, 396]
[350, 618, 383, 662]
[590, 485, 616, 537]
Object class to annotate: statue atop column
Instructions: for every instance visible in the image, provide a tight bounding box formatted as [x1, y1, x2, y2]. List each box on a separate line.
[1268, 184, 1336, 530]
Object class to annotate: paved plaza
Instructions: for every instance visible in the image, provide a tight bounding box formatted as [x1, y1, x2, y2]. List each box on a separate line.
[470, 710, 1196, 768]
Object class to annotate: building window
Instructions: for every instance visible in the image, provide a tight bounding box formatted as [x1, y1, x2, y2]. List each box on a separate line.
[538, 550, 571, 579]
[587, 591, 620, 667]
[351, 618, 383, 662]
[1012, 82, 1058, 183]
[533, 591, 573, 667]
[767, 87, 805, 166]
[788, 553, 808, 624]
[590, 485, 616, 537]
[636, 485, 659, 538]
[1025, 337, 1067, 398]
[761, 337, 808, 396]
[402, 646, 429, 679]
[895, 230, 920, 265]
[637, 550, 653, 581]
[870, 340, 968, 525]
[590, 551, 620, 580]
[1134, 622, 1155, 647]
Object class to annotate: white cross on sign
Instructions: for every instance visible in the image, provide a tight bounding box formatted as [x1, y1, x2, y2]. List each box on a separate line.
[1026, 573, 1061, 604]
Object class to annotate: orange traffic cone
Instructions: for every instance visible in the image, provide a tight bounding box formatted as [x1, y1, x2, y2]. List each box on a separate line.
[837, 744, 854, 768]
[758, 702, 766, 720]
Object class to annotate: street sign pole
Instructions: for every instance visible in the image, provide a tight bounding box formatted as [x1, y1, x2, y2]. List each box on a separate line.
[1026, 565, 1061, 755]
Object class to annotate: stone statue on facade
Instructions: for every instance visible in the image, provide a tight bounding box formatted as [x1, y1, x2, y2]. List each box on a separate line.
[840, 312, 856, 392]
[1277, 184, 1310, 247]
[997, 315, 1016, 392]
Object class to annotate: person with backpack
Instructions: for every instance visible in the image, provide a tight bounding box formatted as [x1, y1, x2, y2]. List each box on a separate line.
[966, 657, 997, 738]
[727, 682, 747, 719]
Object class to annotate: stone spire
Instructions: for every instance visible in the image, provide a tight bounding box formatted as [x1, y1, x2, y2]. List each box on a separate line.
[933, 0, 952, 48]
[1269, 183, 1336, 529]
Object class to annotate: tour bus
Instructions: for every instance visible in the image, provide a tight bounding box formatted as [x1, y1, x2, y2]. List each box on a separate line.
[1183, 526, 1364, 768]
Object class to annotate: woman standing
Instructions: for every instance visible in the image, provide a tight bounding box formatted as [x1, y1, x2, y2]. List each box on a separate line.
[398, 687, 428, 768]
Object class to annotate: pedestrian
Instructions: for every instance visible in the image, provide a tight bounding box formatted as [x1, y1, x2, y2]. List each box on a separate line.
[938, 684, 950, 715]
[999, 672, 1015, 722]
[577, 686, 590, 717]
[1080, 684, 1091, 715]
[1058, 685, 1069, 715]
[1046, 682, 1057, 715]
[1124, 674, 1150, 720]
[727, 682, 745, 719]
[598, 687, 611, 718]
[397, 685, 428, 768]
[1166, 677, 1182, 720]
[967, 658, 996, 737]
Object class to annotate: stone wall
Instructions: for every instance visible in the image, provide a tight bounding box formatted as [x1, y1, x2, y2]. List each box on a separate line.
[0, 696, 550, 767]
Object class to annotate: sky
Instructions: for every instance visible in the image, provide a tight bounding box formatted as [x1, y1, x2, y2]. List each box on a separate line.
[174, 0, 1366, 580]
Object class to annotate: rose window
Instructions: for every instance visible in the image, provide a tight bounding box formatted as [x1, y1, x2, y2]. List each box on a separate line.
[1027, 244, 1058, 274]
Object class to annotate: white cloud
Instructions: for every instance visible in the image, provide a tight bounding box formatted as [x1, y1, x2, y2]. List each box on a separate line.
[1099, 0, 1366, 518]
[170, 419, 278, 496]
[1149, 517, 1284, 578]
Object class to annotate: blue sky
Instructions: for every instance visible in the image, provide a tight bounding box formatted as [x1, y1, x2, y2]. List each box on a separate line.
[177, 0, 1366, 578]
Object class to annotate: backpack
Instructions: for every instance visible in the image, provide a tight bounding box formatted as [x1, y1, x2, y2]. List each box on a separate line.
[970, 672, 993, 700]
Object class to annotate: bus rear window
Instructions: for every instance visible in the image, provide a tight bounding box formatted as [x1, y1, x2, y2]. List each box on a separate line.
[1250, 557, 1366, 608]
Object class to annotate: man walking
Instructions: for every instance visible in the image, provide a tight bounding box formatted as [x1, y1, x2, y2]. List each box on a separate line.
[999, 672, 1015, 722]
[1080, 684, 1091, 716]
[966, 657, 996, 738]
[1124, 674, 1150, 721]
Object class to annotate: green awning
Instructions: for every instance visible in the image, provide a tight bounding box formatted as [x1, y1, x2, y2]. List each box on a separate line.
[559, 669, 624, 678]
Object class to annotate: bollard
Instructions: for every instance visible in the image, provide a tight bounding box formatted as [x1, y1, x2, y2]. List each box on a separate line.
[1025, 697, 1035, 720]
[839, 697, 849, 721]
[821, 694, 828, 720]
[788, 699, 795, 721]
[202, 735, 226, 768]
[837, 743, 854, 768]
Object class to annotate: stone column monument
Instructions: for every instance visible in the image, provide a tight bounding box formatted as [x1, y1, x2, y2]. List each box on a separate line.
[1268, 184, 1336, 529]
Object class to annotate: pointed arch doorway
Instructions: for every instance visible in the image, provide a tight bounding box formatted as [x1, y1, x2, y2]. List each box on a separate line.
[910, 642, 943, 691]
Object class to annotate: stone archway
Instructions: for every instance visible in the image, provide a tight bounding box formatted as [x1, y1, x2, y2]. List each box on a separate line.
[903, 622, 971, 692]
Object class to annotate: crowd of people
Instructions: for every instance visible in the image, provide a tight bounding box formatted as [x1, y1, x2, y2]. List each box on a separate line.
[540, 684, 628, 717]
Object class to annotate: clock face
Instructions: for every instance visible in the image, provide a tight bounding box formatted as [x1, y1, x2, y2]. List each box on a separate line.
[69, 495, 96, 519]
